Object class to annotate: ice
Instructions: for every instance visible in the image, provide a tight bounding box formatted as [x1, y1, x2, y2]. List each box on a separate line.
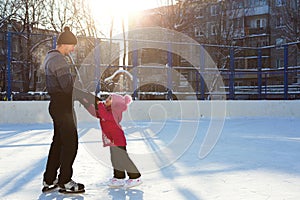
[0, 117, 300, 200]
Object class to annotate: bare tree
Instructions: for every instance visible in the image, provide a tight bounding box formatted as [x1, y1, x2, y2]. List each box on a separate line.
[4, 0, 49, 92]
[0, 0, 23, 29]
[44, 0, 74, 32]
[44, 0, 102, 37]
[191, 1, 246, 68]
[152, 0, 198, 31]
[1, 0, 104, 93]
[270, 0, 300, 66]
[270, 0, 299, 42]
[121, 18, 126, 65]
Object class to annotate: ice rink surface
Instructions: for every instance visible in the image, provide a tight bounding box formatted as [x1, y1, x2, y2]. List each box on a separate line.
[0, 117, 300, 200]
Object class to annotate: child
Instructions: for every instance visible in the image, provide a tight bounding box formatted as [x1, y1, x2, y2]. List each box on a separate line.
[76, 89, 142, 188]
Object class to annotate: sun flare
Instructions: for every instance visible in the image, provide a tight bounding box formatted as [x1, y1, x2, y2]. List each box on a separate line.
[89, 0, 161, 36]
[89, 0, 157, 20]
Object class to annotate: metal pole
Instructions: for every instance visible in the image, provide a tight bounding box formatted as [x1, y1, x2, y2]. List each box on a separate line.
[200, 46, 205, 100]
[264, 72, 267, 96]
[167, 43, 173, 100]
[229, 47, 235, 100]
[195, 71, 199, 99]
[132, 42, 138, 100]
[6, 31, 12, 101]
[94, 38, 101, 95]
[283, 45, 288, 100]
[257, 48, 262, 99]
[52, 36, 57, 49]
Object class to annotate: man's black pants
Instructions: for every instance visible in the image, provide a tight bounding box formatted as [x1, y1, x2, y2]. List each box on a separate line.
[43, 101, 78, 185]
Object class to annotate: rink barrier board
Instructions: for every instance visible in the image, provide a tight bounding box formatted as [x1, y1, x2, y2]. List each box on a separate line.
[0, 100, 299, 124]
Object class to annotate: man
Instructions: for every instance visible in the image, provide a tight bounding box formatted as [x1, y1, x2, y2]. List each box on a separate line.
[42, 27, 84, 194]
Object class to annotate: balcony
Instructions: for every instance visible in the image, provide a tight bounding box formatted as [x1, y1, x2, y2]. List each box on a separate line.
[246, 27, 268, 35]
[244, 5, 269, 16]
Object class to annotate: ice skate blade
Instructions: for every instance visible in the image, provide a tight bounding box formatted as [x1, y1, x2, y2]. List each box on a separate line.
[58, 188, 85, 194]
[42, 185, 58, 193]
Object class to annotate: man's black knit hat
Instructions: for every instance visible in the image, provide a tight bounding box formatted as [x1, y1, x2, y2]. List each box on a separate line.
[57, 26, 77, 45]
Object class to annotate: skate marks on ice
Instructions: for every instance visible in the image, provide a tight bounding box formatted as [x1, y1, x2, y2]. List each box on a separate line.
[38, 181, 144, 200]
[93, 181, 144, 200]
[38, 190, 84, 200]
[107, 188, 144, 200]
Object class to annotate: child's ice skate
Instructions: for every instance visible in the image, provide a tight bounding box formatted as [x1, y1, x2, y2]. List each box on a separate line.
[107, 178, 125, 188]
[58, 180, 85, 194]
[124, 177, 142, 189]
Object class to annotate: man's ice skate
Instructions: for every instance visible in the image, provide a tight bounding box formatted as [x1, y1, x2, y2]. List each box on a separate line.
[124, 177, 142, 189]
[107, 178, 125, 188]
[58, 180, 85, 194]
[42, 179, 58, 193]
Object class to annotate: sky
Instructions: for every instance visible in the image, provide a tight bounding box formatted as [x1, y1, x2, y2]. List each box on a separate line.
[88, 0, 166, 35]
[89, 0, 161, 17]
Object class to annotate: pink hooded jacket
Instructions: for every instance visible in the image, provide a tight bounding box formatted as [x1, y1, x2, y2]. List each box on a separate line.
[87, 94, 132, 147]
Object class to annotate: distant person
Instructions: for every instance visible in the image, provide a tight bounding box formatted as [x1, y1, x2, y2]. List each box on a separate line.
[76, 89, 142, 188]
[42, 27, 84, 194]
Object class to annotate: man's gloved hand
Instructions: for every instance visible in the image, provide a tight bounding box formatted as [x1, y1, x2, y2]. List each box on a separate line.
[73, 87, 101, 109]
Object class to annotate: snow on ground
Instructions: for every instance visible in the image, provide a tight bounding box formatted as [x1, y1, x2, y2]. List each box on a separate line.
[0, 117, 300, 200]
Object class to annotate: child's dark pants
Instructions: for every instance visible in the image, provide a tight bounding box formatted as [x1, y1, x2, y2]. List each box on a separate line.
[110, 146, 141, 179]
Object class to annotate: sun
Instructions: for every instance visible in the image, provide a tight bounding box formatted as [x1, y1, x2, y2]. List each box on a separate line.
[89, 0, 160, 36]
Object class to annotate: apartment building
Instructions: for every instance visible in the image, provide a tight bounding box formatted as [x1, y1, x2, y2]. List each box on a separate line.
[128, 0, 300, 99]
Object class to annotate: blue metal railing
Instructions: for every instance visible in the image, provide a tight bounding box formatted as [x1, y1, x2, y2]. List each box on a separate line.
[6, 31, 12, 101]
[2, 31, 300, 100]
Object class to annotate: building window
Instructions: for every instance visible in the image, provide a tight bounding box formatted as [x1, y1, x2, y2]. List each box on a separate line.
[194, 27, 204, 37]
[255, 19, 265, 29]
[211, 24, 217, 35]
[257, 0, 267, 6]
[276, 58, 283, 68]
[275, 37, 286, 48]
[211, 5, 218, 16]
[256, 20, 261, 28]
[276, 16, 284, 27]
[275, 0, 286, 6]
[248, 0, 267, 7]
[196, 8, 204, 19]
[12, 42, 19, 53]
[232, 2, 243, 9]
[179, 72, 189, 87]
[79, 51, 85, 59]
[234, 18, 241, 29]
[79, 40, 85, 47]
